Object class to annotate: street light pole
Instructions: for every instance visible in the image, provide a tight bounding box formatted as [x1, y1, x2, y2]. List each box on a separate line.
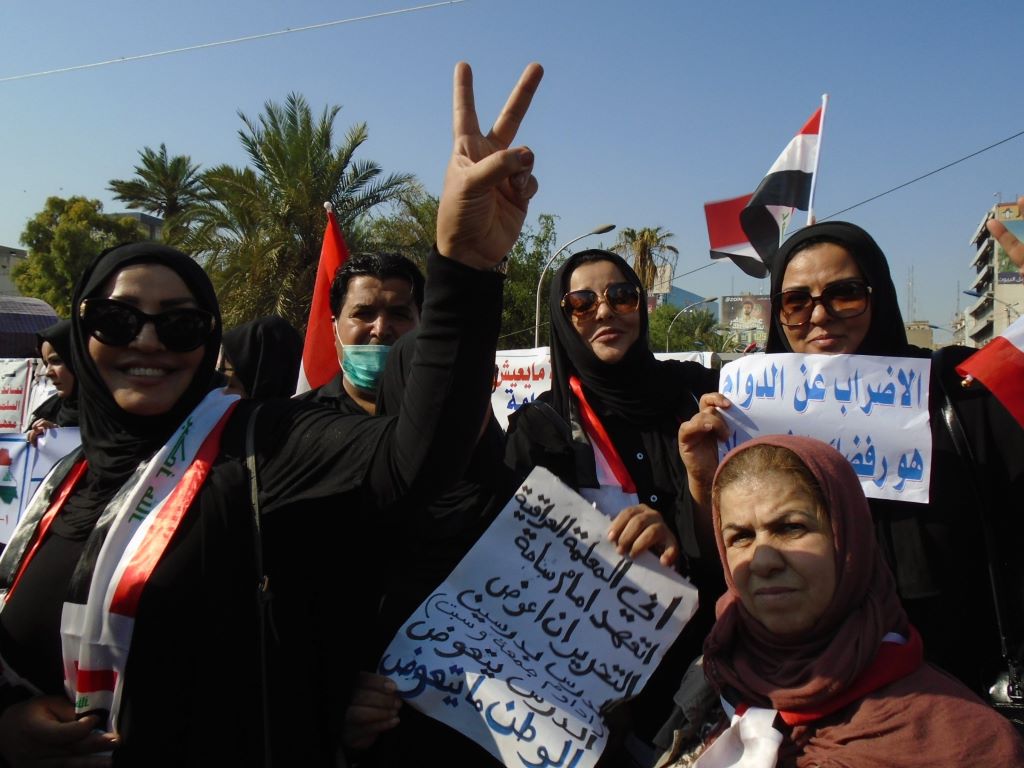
[665, 297, 718, 352]
[963, 289, 1020, 320]
[534, 224, 616, 347]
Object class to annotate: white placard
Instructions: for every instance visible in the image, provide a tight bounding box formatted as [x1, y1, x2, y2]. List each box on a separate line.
[0, 359, 33, 433]
[492, 348, 552, 430]
[718, 353, 932, 503]
[379, 466, 699, 768]
[0, 428, 81, 545]
[492, 348, 716, 430]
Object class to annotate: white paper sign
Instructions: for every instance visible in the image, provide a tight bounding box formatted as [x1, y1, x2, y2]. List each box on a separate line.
[492, 348, 717, 430]
[492, 348, 552, 430]
[717, 353, 932, 503]
[0, 428, 81, 545]
[0, 359, 33, 433]
[379, 466, 699, 768]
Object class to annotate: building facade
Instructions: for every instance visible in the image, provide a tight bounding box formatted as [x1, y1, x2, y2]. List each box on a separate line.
[0, 246, 27, 297]
[966, 201, 1023, 346]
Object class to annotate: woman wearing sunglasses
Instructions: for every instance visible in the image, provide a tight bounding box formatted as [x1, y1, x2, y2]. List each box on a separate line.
[0, 60, 543, 766]
[504, 249, 722, 759]
[680, 220, 1024, 705]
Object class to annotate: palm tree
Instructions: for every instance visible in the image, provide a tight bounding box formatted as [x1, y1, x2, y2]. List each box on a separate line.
[184, 93, 416, 330]
[108, 144, 205, 244]
[612, 227, 679, 293]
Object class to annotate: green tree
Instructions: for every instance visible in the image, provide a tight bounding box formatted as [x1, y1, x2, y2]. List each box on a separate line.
[351, 185, 439, 272]
[612, 227, 678, 293]
[651, 305, 723, 352]
[500, 213, 559, 350]
[184, 93, 416, 330]
[108, 143, 205, 244]
[14, 196, 145, 316]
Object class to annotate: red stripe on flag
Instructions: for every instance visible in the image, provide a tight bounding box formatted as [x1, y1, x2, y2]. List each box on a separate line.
[799, 107, 822, 136]
[704, 194, 753, 249]
[75, 666, 118, 693]
[297, 209, 350, 393]
[956, 335, 1024, 429]
[109, 405, 238, 618]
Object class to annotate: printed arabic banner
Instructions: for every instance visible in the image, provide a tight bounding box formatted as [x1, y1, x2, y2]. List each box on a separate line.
[491, 349, 717, 430]
[0, 428, 81, 545]
[0, 359, 33, 433]
[379, 466, 699, 768]
[717, 353, 932, 503]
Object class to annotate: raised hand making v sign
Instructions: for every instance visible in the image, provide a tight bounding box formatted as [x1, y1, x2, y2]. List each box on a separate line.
[437, 62, 544, 270]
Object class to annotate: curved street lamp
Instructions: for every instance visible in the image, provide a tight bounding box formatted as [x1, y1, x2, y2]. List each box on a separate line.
[534, 224, 616, 347]
[963, 289, 1020, 318]
[665, 297, 718, 352]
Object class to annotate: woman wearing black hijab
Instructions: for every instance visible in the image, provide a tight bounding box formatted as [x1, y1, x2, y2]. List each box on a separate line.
[0, 57, 544, 766]
[26, 320, 79, 443]
[219, 316, 304, 399]
[504, 249, 721, 757]
[761, 220, 1024, 699]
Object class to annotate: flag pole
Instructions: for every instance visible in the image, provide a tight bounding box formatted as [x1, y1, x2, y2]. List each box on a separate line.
[806, 93, 829, 226]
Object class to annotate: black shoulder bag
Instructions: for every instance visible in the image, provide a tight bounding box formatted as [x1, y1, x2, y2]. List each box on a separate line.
[936, 368, 1024, 731]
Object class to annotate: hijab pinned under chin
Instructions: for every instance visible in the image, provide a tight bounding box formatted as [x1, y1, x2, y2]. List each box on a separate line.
[35, 319, 80, 426]
[765, 222, 910, 356]
[703, 435, 908, 711]
[69, 242, 222, 485]
[546, 249, 667, 424]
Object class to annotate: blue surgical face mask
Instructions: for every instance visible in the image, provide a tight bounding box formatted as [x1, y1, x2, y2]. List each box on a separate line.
[341, 344, 391, 392]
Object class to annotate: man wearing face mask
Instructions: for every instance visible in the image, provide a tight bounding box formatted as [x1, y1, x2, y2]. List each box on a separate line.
[297, 253, 424, 414]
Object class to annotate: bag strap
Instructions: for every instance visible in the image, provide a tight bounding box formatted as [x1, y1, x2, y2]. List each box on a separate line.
[936, 368, 1023, 703]
[245, 404, 274, 768]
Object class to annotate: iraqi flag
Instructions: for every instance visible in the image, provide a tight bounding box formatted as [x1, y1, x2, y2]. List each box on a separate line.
[956, 316, 1024, 429]
[295, 203, 350, 394]
[705, 194, 764, 278]
[738, 105, 824, 278]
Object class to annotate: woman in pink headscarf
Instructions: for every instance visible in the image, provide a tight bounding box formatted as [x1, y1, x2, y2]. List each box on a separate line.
[656, 435, 1023, 767]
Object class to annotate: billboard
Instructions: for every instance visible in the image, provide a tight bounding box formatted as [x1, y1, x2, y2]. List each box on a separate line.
[997, 219, 1024, 285]
[721, 294, 771, 347]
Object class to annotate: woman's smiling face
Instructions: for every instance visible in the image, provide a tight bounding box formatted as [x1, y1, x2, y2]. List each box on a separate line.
[87, 264, 205, 416]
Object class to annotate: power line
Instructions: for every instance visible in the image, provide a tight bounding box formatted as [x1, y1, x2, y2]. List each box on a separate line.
[822, 127, 1024, 220]
[0, 1, 467, 84]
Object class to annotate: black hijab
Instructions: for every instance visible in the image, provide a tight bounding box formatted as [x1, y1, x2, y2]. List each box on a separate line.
[221, 316, 303, 399]
[63, 243, 222, 533]
[33, 319, 79, 426]
[548, 249, 685, 425]
[765, 222, 911, 355]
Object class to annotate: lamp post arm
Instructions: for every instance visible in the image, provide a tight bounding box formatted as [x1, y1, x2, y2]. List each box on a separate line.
[665, 297, 718, 352]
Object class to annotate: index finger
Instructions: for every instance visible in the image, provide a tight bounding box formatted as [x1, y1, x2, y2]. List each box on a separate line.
[452, 61, 482, 140]
[488, 62, 544, 148]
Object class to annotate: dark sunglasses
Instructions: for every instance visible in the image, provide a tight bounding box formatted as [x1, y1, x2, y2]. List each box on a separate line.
[79, 298, 216, 352]
[561, 282, 641, 318]
[775, 280, 872, 328]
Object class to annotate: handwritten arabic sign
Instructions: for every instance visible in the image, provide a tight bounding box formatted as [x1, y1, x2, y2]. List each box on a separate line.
[379, 466, 698, 768]
[0, 360, 33, 433]
[718, 354, 932, 503]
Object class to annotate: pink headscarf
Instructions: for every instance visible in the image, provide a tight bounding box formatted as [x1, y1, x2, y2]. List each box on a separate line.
[702, 434, 908, 711]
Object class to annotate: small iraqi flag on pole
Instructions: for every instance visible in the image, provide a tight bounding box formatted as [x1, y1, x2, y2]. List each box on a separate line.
[956, 315, 1024, 429]
[730, 97, 828, 278]
[295, 202, 350, 394]
[705, 193, 763, 277]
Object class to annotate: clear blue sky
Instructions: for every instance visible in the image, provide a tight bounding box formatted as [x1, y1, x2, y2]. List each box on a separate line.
[2, 0, 1021, 333]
